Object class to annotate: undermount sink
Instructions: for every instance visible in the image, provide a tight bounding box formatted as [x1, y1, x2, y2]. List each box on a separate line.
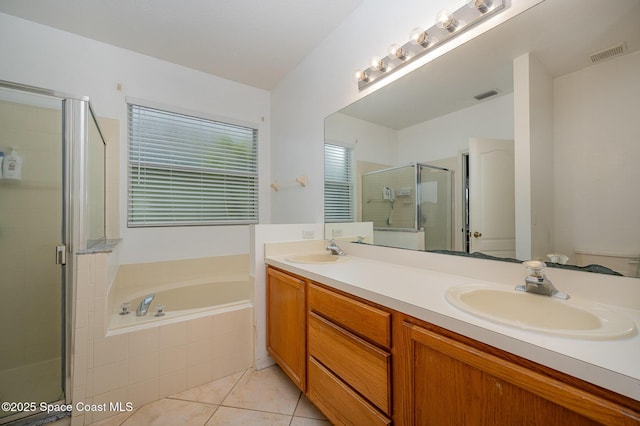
[286, 253, 350, 264]
[445, 284, 636, 339]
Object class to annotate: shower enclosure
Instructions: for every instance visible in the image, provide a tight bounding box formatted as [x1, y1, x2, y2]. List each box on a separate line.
[362, 163, 453, 251]
[0, 81, 106, 425]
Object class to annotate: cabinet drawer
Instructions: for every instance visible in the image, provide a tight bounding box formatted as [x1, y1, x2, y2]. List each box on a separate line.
[309, 312, 391, 415]
[308, 283, 391, 349]
[308, 357, 391, 426]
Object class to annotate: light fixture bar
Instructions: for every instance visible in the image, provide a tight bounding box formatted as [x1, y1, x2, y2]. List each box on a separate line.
[357, 0, 506, 91]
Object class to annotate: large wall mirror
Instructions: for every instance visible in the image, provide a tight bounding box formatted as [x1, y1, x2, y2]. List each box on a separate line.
[324, 0, 640, 278]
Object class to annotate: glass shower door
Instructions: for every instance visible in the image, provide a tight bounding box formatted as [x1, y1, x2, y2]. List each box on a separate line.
[0, 87, 65, 422]
[419, 164, 454, 251]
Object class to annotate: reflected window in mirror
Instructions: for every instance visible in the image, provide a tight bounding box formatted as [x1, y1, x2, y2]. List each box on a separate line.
[324, 143, 354, 223]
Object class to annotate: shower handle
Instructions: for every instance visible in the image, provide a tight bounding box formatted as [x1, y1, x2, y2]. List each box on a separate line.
[56, 245, 67, 265]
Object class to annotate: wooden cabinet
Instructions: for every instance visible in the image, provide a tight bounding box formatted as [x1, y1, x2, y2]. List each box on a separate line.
[266, 267, 307, 391]
[307, 283, 392, 424]
[393, 314, 640, 426]
[267, 266, 640, 425]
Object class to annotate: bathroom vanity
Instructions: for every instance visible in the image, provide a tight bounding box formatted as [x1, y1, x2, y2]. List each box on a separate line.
[265, 242, 640, 425]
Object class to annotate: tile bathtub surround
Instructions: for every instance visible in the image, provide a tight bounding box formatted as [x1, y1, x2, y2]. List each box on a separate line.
[89, 366, 330, 426]
[72, 253, 254, 425]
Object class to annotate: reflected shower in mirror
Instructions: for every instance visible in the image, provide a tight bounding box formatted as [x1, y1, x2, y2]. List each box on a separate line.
[324, 0, 640, 277]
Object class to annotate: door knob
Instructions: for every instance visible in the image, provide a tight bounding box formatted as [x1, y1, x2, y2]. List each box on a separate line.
[473, 231, 482, 238]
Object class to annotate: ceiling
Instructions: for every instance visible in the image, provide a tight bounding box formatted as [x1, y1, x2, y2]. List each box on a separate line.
[0, 0, 363, 90]
[338, 0, 640, 129]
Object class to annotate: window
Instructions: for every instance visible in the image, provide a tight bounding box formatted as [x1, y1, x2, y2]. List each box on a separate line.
[128, 104, 258, 227]
[324, 143, 354, 222]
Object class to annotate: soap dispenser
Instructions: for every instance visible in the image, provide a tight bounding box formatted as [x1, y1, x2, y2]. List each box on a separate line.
[2, 147, 22, 180]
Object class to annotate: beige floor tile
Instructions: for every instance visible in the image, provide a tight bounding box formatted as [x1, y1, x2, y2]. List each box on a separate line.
[294, 394, 328, 420]
[205, 406, 291, 426]
[120, 398, 216, 426]
[291, 417, 332, 426]
[222, 366, 301, 415]
[170, 370, 245, 405]
[89, 409, 137, 426]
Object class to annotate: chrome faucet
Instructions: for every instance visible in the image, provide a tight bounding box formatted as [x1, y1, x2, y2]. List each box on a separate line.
[515, 261, 569, 300]
[326, 239, 345, 256]
[136, 294, 155, 316]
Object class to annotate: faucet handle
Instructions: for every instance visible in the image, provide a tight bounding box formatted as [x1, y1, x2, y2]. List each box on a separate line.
[119, 302, 131, 315]
[523, 260, 546, 277]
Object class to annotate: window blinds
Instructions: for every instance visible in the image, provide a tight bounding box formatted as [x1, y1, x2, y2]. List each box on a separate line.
[324, 143, 354, 222]
[128, 104, 258, 227]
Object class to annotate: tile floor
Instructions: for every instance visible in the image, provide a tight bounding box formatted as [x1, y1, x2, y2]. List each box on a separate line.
[89, 365, 331, 425]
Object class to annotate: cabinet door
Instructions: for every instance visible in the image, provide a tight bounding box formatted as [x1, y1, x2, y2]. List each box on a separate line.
[395, 319, 637, 426]
[266, 267, 306, 391]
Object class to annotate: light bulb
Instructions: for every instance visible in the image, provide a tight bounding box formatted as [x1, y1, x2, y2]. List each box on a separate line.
[371, 56, 387, 72]
[409, 27, 431, 47]
[467, 0, 492, 13]
[388, 44, 407, 60]
[354, 69, 369, 82]
[436, 10, 458, 32]
[410, 27, 423, 44]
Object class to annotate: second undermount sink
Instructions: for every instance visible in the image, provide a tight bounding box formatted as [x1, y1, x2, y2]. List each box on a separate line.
[445, 284, 636, 340]
[286, 253, 350, 264]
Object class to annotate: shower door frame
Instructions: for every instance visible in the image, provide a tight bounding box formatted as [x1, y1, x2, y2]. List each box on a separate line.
[416, 163, 456, 251]
[0, 80, 100, 424]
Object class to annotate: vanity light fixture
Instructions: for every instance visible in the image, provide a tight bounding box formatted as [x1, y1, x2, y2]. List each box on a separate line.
[356, 0, 506, 91]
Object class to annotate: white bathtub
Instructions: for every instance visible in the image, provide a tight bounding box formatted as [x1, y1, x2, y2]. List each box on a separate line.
[107, 279, 253, 335]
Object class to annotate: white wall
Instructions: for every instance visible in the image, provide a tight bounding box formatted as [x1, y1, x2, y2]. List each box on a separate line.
[327, 92, 514, 167]
[397, 93, 514, 163]
[514, 53, 554, 261]
[528, 54, 554, 260]
[0, 12, 271, 264]
[554, 50, 640, 259]
[325, 112, 397, 165]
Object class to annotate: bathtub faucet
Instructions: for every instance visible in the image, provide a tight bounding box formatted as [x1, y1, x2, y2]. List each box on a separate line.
[136, 294, 155, 316]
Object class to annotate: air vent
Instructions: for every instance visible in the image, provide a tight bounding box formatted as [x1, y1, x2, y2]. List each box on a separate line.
[590, 43, 627, 64]
[474, 89, 500, 101]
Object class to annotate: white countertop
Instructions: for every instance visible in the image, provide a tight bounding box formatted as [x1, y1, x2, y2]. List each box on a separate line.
[265, 243, 640, 401]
